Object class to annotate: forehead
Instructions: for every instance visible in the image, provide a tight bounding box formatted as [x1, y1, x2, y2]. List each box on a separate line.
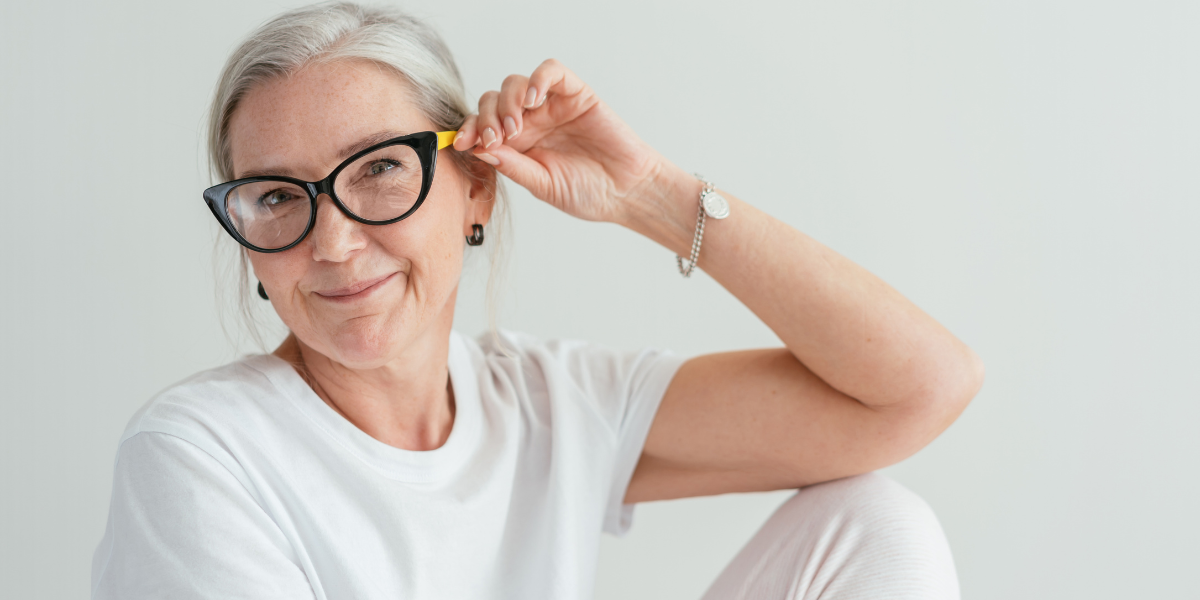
[228, 59, 430, 179]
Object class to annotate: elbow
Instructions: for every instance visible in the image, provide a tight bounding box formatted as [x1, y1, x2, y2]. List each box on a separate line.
[928, 344, 985, 426]
[854, 347, 984, 474]
[957, 346, 986, 408]
[880, 347, 984, 467]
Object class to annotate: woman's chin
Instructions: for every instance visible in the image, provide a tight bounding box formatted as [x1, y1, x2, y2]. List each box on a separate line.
[320, 317, 410, 370]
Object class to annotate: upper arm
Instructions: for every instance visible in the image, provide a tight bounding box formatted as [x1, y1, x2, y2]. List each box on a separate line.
[625, 348, 974, 503]
[93, 432, 315, 600]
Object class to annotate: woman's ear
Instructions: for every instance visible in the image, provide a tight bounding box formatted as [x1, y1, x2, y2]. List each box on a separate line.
[460, 156, 497, 235]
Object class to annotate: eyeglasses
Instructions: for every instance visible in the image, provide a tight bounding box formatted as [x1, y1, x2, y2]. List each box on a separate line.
[203, 130, 458, 253]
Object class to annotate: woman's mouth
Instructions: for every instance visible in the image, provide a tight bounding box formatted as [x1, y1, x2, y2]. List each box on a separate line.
[313, 272, 397, 302]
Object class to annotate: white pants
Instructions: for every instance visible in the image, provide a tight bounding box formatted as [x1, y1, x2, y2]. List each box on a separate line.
[700, 474, 960, 600]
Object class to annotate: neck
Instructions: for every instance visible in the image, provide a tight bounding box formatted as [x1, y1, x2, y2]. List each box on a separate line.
[273, 317, 456, 452]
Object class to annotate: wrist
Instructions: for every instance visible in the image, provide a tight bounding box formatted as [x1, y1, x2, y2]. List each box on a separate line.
[617, 160, 704, 256]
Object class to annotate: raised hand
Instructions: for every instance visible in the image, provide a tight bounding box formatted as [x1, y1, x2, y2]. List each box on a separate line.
[452, 59, 673, 224]
[452, 62, 985, 513]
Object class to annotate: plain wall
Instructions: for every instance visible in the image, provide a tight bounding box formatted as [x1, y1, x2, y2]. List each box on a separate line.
[2, 0, 1197, 598]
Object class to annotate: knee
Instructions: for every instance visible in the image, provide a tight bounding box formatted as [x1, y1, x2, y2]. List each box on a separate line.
[703, 474, 959, 600]
[779, 473, 959, 598]
[784, 473, 950, 554]
[799, 472, 940, 532]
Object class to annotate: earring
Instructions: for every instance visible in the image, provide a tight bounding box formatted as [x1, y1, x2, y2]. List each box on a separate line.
[466, 224, 485, 246]
[257, 281, 269, 300]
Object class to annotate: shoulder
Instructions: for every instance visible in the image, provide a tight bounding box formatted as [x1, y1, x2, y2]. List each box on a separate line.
[95, 425, 312, 600]
[458, 329, 686, 420]
[116, 355, 294, 464]
[469, 329, 676, 374]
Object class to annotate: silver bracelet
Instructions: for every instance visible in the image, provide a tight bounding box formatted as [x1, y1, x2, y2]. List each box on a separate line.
[676, 174, 730, 277]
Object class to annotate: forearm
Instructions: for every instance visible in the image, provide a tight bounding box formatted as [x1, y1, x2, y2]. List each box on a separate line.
[622, 161, 983, 411]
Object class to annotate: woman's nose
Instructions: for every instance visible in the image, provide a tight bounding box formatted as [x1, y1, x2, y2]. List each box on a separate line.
[309, 194, 367, 262]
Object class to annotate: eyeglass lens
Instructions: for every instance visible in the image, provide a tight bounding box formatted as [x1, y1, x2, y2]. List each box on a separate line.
[225, 142, 425, 250]
[226, 180, 311, 250]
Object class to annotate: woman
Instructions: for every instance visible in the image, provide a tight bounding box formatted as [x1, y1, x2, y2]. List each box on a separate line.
[92, 3, 983, 599]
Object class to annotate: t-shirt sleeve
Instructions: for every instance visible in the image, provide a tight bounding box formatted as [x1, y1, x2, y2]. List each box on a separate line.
[530, 336, 686, 537]
[91, 432, 315, 600]
[600, 346, 686, 536]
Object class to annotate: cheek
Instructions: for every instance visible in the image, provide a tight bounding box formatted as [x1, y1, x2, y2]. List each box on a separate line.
[387, 175, 470, 292]
[247, 252, 306, 298]
[388, 206, 465, 299]
[246, 253, 311, 334]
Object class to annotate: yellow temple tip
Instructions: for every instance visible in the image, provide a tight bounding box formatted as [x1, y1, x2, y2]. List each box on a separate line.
[437, 130, 458, 150]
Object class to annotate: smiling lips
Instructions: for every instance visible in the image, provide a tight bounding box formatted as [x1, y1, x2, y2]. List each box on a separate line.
[313, 272, 397, 300]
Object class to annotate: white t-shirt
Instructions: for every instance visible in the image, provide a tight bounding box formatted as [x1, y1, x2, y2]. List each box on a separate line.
[91, 330, 685, 600]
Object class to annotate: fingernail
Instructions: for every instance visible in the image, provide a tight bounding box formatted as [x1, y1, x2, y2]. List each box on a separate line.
[503, 116, 518, 140]
[453, 130, 466, 148]
[523, 87, 538, 108]
[476, 152, 499, 166]
[482, 127, 497, 148]
[535, 93, 547, 108]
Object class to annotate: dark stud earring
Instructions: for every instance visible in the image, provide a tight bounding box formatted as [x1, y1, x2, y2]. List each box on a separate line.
[257, 281, 269, 300]
[466, 224, 485, 246]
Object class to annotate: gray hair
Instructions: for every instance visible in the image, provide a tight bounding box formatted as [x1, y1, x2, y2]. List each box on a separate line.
[206, 1, 507, 350]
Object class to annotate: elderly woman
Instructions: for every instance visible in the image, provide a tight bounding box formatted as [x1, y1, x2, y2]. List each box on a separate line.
[92, 3, 983, 599]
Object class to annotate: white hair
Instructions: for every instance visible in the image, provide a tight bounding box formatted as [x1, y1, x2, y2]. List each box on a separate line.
[206, 1, 507, 350]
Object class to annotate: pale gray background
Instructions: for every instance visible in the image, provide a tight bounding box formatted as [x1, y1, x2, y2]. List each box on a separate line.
[1, 0, 1197, 598]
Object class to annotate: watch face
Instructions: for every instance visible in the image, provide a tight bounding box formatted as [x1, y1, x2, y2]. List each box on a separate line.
[702, 192, 730, 219]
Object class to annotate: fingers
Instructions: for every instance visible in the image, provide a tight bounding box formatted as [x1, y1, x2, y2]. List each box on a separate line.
[474, 90, 502, 150]
[452, 59, 583, 154]
[452, 114, 477, 151]
[526, 58, 585, 108]
[497, 73, 531, 141]
[471, 144, 551, 199]
[468, 75, 533, 148]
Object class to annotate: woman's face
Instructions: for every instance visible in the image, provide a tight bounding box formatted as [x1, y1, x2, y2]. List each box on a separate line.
[228, 59, 490, 369]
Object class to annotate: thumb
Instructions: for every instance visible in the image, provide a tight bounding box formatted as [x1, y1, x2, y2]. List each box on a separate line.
[474, 145, 551, 199]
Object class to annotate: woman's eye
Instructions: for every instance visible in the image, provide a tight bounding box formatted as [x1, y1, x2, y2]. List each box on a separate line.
[368, 160, 398, 176]
[262, 190, 296, 206]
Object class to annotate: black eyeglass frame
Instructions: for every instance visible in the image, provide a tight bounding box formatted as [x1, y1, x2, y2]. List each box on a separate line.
[202, 130, 441, 253]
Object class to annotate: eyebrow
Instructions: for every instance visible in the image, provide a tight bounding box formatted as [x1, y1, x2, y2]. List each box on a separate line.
[336, 130, 411, 160]
[235, 130, 413, 180]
